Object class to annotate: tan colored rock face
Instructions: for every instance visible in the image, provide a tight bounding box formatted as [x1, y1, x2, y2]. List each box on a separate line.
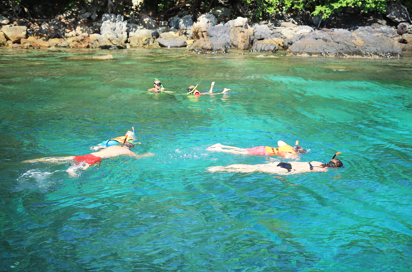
[0, 32, 7, 46]
[2, 25, 27, 43]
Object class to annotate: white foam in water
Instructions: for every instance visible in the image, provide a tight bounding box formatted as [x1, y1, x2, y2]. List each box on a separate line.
[18, 169, 61, 188]
[66, 162, 87, 177]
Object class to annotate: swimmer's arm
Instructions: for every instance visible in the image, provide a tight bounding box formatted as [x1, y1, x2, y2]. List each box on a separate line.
[90, 145, 105, 151]
[284, 152, 298, 159]
[130, 152, 154, 159]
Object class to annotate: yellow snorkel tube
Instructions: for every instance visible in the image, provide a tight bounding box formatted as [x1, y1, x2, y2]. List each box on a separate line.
[187, 84, 199, 95]
[294, 140, 299, 153]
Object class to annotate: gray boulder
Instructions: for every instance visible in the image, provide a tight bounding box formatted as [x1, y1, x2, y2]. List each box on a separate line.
[252, 24, 272, 40]
[101, 14, 127, 48]
[198, 13, 218, 26]
[179, 15, 193, 30]
[229, 17, 253, 50]
[251, 40, 279, 52]
[398, 22, 409, 35]
[386, 3, 411, 24]
[158, 38, 186, 47]
[90, 34, 113, 49]
[286, 28, 402, 58]
[189, 39, 229, 53]
[207, 24, 230, 41]
[129, 29, 157, 47]
[140, 14, 158, 29]
[169, 16, 180, 28]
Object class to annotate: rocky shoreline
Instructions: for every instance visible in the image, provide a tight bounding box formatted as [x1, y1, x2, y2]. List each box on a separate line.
[0, 3, 411, 58]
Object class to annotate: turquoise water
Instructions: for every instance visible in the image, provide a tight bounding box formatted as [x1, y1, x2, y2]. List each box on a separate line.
[1, 48, 412, 271]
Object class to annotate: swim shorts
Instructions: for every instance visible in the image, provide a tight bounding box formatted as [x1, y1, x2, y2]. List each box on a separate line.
[73, 154, 102, 165]
[246, 146, 267, 156]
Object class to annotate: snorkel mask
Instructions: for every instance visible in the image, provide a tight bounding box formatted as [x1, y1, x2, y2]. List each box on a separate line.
[155, 78, 164, 88]
[324, 152, 343, 168]
[187, 84, 199, 95]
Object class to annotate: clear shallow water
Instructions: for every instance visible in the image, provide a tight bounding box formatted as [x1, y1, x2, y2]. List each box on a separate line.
[1, 48, 412, 271]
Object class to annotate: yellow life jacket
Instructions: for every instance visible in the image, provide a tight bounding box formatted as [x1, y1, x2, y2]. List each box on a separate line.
[112, 135, 133, 144]
[265, 145, 296, 156]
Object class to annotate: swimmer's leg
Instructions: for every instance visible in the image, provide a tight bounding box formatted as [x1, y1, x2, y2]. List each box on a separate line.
[66, 163, 90, 178]
[207, 144, 248, 155]
[209, 82, 215, 93]
[222, 88, 230, 93]
[208, 164, 256, 173]
[22, 156, 75, 164]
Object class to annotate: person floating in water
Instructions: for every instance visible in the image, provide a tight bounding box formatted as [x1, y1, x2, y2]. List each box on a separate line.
[208, 153, 343, 175]
[148, 79, 165, 93]
[207, 140, 307, 159]
[148, 79, 174, 93]
[187, 82, 230, 96]
[90, 128, 139, 151]
[22, 144, 154, 177]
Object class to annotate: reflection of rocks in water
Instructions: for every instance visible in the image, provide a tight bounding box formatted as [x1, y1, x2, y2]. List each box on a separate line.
[256, 55, 278, 58]
[63, 54, 114, 60]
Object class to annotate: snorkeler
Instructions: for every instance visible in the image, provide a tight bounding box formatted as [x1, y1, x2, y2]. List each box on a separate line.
[208, 153, 343, 175]
[90, 128, 138, 151]
[148, 79, 165, 93]
[148, 79, 174, 93]
[22, 144, 154, 177]
[207, 140, 306, 158]
[187, 82, 230, 96]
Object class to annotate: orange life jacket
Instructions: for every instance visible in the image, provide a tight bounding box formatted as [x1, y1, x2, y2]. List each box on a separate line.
[265, 145, 296, 156]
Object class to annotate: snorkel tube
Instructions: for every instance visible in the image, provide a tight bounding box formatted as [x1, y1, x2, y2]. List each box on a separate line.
[122, 134, 129, 146]
[132, 127, 136, 141]
[332, 152, 341, 160]
[294, 140, 299, 153]
[323, 152, 342, 168]
[155, 78, 164, 92]
[187, 84, 199, 95]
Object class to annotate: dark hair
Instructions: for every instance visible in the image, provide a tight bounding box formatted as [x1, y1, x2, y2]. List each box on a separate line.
[329, 159, 343, 168]
[296, 146, 307, 154]
[124, 142, 135, 149]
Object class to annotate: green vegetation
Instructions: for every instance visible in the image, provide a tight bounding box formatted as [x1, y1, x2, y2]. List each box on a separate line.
[1, 0, 411, 22]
